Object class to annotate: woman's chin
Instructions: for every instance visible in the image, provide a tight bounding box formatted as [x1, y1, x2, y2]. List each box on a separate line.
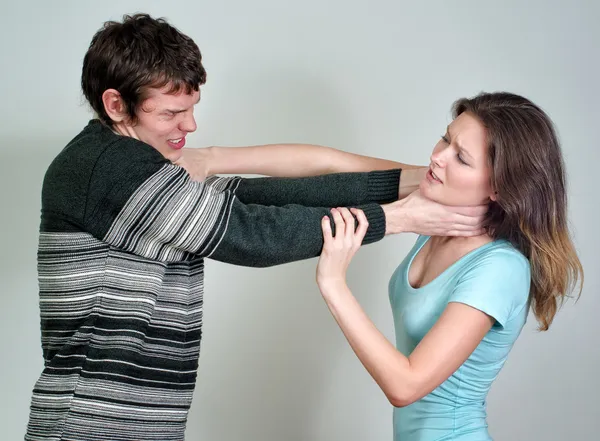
[419, 184, 461, 207]
[419, 181, 445, 204]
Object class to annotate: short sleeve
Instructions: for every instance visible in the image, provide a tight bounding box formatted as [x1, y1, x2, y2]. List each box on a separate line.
[448, 246, 531, 328]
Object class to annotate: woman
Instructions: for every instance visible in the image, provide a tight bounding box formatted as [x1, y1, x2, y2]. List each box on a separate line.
[315, 92, 584, 440]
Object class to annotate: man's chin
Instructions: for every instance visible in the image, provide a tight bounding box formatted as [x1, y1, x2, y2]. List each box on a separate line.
[158, 149, 183, 163]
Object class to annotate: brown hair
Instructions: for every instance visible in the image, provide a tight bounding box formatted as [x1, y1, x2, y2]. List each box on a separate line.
[453, 92, 583, 330]
[81, 13, 206, 126]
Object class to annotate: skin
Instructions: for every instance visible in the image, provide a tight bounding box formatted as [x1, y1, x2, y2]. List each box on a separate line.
[100, 86, 487, 238]
[420, 112, 497, 207]
[102, 86, 201, 162]
[315, 112, 501, 408]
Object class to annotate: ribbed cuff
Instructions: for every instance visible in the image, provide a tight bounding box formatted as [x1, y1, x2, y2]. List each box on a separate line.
[358, 203, 386, 244]
[367, 169, 402, 204]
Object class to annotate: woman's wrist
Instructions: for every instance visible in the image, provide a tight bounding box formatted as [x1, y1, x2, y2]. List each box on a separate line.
[317, 276, 349, 296]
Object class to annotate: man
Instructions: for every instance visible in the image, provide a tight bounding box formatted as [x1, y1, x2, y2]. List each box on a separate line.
[26, 13, 484, 441]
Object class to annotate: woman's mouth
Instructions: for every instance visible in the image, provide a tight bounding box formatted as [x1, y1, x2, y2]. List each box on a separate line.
[426, 168, 443, 184]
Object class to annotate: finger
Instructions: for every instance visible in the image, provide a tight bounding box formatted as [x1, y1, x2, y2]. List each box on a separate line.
[351, 208, 369, 243]
[446, 204, 488, 217]
[446, 228, 487, 237]
[321, 216, 333, 243]
[337, 207, 355, 240]
[446, 212, 486, 228]
[330, 208, 345, 238]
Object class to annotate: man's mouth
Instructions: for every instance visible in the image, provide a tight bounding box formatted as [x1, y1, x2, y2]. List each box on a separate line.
[168, 137, 186, 150]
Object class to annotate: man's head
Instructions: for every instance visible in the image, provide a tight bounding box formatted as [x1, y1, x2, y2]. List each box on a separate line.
[82, 14, 206, 161]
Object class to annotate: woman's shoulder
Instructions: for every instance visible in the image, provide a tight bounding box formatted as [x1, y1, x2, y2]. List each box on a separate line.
[450, 240, 531, 327]
[458, 239, 531, 296]
[477, 239, 530, 270]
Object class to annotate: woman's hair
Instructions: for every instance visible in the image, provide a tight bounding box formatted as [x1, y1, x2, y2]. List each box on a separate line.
[81, 13, 206, 127]
[453, 92, 583, 331]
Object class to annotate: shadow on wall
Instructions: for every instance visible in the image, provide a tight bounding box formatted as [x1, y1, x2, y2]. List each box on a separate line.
[0, 136, 69, 438]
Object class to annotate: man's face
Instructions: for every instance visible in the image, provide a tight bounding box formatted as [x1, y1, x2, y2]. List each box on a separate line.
[114, 85, 200, 162]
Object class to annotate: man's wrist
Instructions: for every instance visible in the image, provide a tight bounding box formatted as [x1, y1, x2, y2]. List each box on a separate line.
[381, 199, 409, 236]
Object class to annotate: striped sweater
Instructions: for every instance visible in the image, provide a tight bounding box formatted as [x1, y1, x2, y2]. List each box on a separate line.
[25, 120, 402, 441]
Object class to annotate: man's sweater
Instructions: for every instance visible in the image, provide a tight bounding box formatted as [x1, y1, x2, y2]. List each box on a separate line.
[25, 119, 401, 441]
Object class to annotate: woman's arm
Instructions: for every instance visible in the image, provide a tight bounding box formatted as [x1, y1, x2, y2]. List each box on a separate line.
[177, 144, 426, 198]
[206, 144, 424, 176]
[316, 207, 494, 407]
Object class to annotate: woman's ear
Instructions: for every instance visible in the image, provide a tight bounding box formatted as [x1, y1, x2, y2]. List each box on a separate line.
[102, 89, 128, 124]
[490, 190, 498, 202]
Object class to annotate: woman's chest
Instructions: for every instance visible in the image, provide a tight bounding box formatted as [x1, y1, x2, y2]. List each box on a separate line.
[389, 262, 457, 346]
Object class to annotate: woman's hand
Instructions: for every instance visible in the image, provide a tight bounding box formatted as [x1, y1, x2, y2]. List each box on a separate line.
[316, 207, 368, 292]
[174, 147, 213, 182]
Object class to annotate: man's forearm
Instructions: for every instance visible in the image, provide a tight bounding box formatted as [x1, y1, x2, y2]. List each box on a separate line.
[231, 169, 401, 207]
[209, 200, 386, 267]
[205, 144, 424, 177]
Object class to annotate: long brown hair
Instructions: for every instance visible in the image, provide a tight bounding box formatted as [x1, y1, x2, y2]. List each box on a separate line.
[453, 92, 583, 330]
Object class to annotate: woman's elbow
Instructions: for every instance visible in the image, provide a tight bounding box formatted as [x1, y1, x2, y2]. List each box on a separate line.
[386, 388, 420, 408]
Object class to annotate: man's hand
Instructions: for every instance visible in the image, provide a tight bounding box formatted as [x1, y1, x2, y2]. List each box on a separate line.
[382, 190, 487, 236]
[173, 147, 213, 182]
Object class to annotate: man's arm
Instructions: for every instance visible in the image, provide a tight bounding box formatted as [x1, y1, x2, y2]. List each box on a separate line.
[82, 138, 485, 267]
[82, 139, 388, 265]
[203, 169, 401, 209]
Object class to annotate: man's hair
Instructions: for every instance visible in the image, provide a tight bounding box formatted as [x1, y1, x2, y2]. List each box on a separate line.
[81, 13, 206, 126]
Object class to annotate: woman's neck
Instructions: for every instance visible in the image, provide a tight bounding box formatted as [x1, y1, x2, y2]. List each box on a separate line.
[429, 234, 493, 252]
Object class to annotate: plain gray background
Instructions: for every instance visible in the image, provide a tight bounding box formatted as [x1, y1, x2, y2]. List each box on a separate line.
[1, 1, 598, 440]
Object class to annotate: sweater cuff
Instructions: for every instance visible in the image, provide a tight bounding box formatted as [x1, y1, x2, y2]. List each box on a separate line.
[367, 169, 402, 204]
[359, 203, 386, 244]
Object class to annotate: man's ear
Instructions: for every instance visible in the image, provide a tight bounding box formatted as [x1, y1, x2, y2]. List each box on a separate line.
[102, 89, 128, 124]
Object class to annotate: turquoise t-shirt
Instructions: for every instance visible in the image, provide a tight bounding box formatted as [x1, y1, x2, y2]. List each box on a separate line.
[388, 236, 531, 441]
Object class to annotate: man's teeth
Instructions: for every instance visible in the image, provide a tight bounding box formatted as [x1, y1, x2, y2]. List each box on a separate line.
[432, 171, 440, 181]
[170, 138, 182, 143]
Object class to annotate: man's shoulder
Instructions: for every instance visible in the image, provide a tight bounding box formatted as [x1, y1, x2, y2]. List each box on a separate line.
[46, 120, 166, 179]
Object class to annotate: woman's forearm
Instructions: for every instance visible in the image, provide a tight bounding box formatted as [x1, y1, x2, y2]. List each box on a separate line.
[318, 281, 417, 406]
[206, 144, 424, 177]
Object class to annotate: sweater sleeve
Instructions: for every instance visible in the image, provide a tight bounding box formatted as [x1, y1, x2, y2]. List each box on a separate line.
[207, 199, 385, 267]
[203, 168, 401, 207]
[83, 138, 387, 264]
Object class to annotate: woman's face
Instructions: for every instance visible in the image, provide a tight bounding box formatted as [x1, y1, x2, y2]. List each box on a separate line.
[420, 112, 496, 207]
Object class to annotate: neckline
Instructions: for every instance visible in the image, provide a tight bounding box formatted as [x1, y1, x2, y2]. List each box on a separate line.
[404, 236, 503, 293]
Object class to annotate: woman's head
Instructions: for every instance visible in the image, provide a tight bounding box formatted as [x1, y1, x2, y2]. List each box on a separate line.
[420, 111, 495, 207]
[423, 91, 583, 330]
